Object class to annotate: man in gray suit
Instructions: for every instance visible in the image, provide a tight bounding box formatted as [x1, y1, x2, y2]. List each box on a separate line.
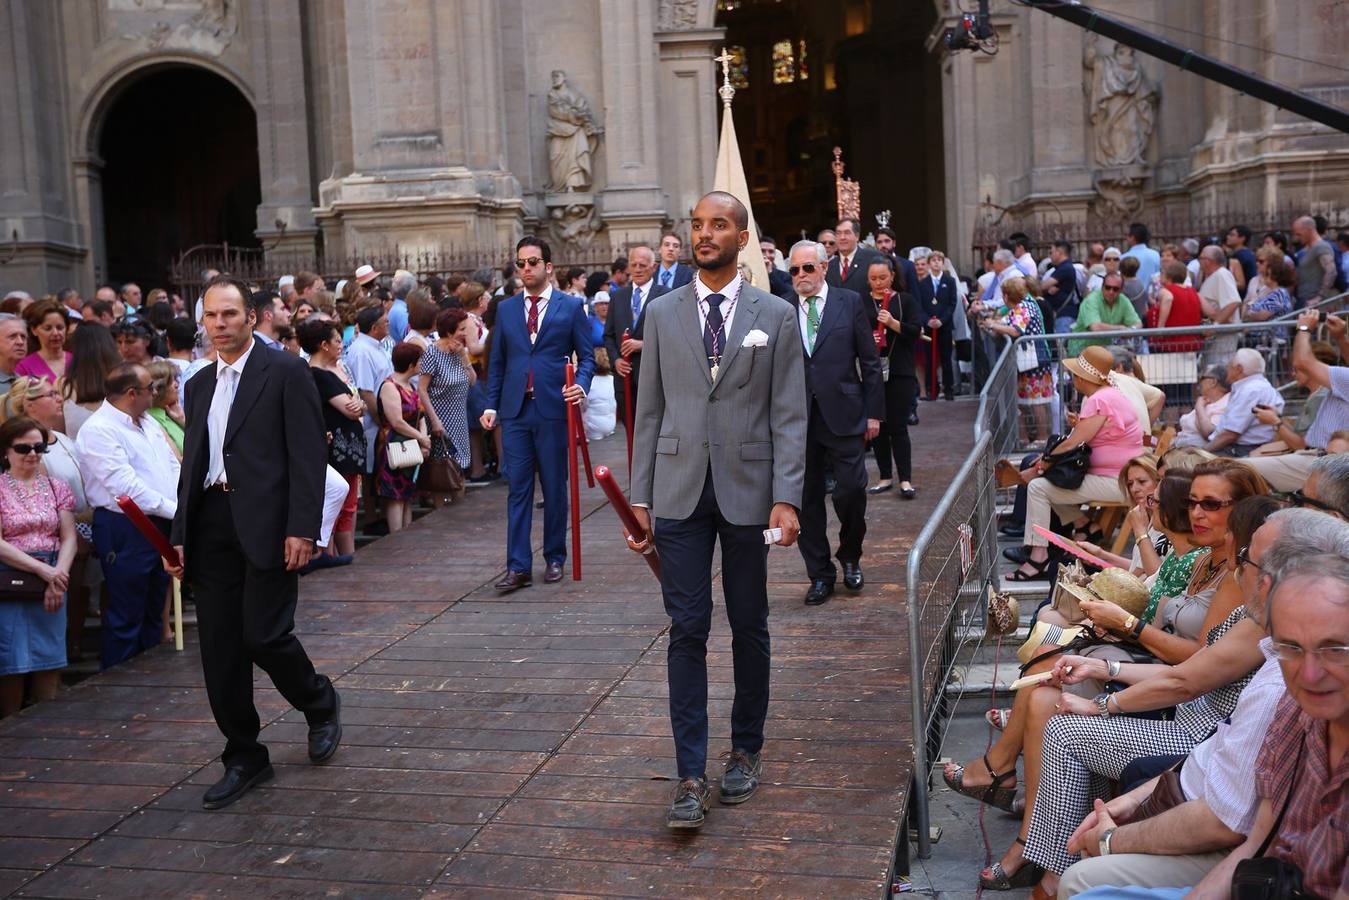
[627, 191, 808, 831]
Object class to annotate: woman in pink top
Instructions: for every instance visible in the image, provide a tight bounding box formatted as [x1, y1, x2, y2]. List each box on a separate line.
[15, 298, 72, 384]
[1007, 345, 1143, 581]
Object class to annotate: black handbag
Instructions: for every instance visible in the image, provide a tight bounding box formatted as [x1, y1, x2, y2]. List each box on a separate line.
[1040, 434, 1092, 490]
[0, 561, 49, 601]
[1231, 744, 1307, 900]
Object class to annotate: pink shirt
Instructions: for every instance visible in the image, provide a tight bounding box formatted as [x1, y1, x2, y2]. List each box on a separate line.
[1081, 385, 1144, 475]
[0, 473, 74, 553]
[15, 352, 70, 382]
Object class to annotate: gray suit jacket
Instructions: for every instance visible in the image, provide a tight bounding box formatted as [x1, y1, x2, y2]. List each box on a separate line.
[631, 281, 807, 525]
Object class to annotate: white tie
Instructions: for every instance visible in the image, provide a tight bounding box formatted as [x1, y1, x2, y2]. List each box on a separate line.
[205, 367, 238, 487]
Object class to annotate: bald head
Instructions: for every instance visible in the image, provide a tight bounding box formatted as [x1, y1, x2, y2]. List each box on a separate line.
[699, 191, 749, 231]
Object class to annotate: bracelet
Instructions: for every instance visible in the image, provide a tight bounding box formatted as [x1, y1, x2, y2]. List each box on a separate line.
[1131, 616, 1147, 639]
[1107, 659, 1122, 679]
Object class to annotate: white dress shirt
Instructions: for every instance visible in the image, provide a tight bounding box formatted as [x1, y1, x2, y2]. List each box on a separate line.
[693, 272, 743, 356]
[523, 283, 554, 341]
[628, 279, 654, 321]
[796, 282, 830, 354]
[205, 339, 255, 488]
[74, 400, 181, 519]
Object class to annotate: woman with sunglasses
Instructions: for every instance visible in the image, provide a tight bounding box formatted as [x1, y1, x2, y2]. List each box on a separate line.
[865, 256, 923, 499]
[0, 416, 77, 717]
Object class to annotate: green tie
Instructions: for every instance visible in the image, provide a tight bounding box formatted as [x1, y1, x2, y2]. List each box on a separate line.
[806, 296, 821, 353]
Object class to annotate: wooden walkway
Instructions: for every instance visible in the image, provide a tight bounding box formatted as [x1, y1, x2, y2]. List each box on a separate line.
[1, 404, 975, 899]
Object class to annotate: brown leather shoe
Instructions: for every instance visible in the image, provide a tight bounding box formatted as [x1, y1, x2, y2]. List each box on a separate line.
[543, 561, 565, 583]
[494, 570, 533, 592]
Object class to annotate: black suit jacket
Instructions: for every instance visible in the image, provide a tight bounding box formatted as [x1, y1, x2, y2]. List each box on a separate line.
[768, 268, 794, 301]
[603, 281, 670, 403]
[171, 344, 327, 574]
[826, 247, 884, 328]
[800, 286, 885, 436]
[916, 272, 960, 327]
[877, 291, 926, 378]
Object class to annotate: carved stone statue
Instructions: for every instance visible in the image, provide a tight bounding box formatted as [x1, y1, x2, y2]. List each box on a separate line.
[546, 70, 603, 193]
[1083, 35, 1159, 168]
[549, 203, 602, 250]
[658, 0, 701, 31]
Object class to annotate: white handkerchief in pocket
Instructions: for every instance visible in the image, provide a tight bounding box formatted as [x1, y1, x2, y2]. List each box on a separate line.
[742, 329, 770, 348]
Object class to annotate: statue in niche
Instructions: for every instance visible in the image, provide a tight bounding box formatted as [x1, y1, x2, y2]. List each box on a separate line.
[546, 70, 603, 193]
[550, 203, 603, 250]
[1084, 35, 1159, 168]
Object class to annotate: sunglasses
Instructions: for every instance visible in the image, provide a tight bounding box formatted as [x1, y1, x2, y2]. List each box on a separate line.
[1288, 490, 1336, 514]
[1102, 285, 1122, 293]
[789, 263, 821, 277]
[10, 442, 48, 456]
[1188, 496, 1234, 512]
[515, 257, 545, 269]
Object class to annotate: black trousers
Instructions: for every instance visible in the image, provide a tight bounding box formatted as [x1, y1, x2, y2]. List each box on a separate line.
[925, 327, 955, 397]
[192, 489, 337, 770]
[654, 470, 770, 780]
[799, 401, 868, 582]
[872, 374, 917, 482]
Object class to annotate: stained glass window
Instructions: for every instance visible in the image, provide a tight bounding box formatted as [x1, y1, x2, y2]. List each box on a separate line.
[798, 40, 808, 81]
[728, 45, 749, 90]
[772, 40, 795, 84]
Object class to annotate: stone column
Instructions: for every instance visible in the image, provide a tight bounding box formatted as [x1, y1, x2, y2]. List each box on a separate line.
[654, 28, 724, 238]
[595, 0, 667, 245]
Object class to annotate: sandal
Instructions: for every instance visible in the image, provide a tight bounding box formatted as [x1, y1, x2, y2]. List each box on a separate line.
[941, 752, 1018, 813]
[979, 838, 1045, 891]
[1005, 557, 1053, 582]
[984, 708, 1012, 730]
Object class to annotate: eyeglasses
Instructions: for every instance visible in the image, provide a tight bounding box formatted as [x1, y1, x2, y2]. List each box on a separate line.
[788, 263, 820, 277]
[1188, 496, 1235, 512]
[1288, 490, 1337, 514]
[1269, 641, 1349, 668]
[1235, 545, 1264, 573]
[515, 257, 544, 269]
[10, 442, 48, 456]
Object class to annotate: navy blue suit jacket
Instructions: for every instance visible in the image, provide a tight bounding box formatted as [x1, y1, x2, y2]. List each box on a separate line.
[486, 290, 595, 421]
[654, 262, 693, 290]
[916, 272, 960, 327]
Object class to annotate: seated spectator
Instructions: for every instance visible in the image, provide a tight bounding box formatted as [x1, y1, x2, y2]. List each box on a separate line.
[1173, 366, 1229, 449]
[1118, 256, 1148, 321]
[1241, 248, 1295, 321]
[1108, 347, 1164, 433]
[1017, 491, 1279, 894]
[1058, 508, 1349, 898]
[1006, 346, 1144, 581]
[1069, 272, 1142, 356]
[0, 416, 78, 717]
[1075, 454, 1168, 578]
[1327, 429, 1349, 455]
[1147, 260, 1205, 353]
[1246, 309, 1349, 490]
[1205, 349, 1283, 457]
[1289, 453, 1349, 520]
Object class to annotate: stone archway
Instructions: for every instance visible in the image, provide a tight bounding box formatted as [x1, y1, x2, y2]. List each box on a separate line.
[89, 64, 261, 289]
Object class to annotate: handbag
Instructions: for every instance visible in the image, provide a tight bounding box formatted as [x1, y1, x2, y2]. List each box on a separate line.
[417, 436, 465, 494]
[1132, 761, 1187, 821]
[0, 563, 48, 602]
[1231, 745, 1307, 900]
[1016, 340, 1040, 373]
[1040, 434, 1092, 490]
[386, 435, 424, 470]
[987, 590, 1020, 637]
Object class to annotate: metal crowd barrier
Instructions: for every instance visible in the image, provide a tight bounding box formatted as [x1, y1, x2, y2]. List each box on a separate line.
[901, 300, 1346, 862]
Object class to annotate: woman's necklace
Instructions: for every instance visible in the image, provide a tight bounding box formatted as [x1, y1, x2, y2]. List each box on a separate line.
[1189, 548, 1228, 593]
[4, 471, 44, 513]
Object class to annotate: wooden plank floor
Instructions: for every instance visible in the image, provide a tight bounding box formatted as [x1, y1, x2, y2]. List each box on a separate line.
[1, 402, 975, 899]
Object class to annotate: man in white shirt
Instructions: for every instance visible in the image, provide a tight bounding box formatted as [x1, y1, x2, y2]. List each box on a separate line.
[1206, 348, 1283, 456]
[1198, 244, 1243, 367]
[344, 306, 392, 478]
[75, 362, 181, 670]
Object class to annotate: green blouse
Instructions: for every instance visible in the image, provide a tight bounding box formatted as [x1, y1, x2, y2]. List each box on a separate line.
[147, 407, 184, 454]
[1143, 547, 1202, 624]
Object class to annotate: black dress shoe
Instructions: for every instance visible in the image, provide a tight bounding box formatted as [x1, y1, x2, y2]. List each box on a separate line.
[667, 777, 710, 830]
[842, 562, 864, 591]
[202, 764, 274, 810]
[900, 485, 917, 500]
[494, 570, 533, 592]
[999, 522, 1025, 538]
[719, 750, 762, 805]
[308, 691, 341, 763]
[907, 412, 920, 426]
[867, 482, 893, 495]
[804, 579, 834, 606]
[543, 561, 565, 584]
[1002, 545, 1031, 565]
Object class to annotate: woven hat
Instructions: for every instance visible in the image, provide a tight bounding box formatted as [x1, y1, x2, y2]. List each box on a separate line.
[1061, 567, 1150, 618]
[1062, 345, 1115, 386]
[354, 264, 381, 286]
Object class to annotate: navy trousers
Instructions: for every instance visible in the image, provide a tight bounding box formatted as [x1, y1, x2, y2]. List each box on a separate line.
[654, 471, 771, 780]
[502, 398, 568, 573]
[93, 508, 169, 670]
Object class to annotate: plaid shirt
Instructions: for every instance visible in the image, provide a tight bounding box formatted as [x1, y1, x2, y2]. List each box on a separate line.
[1254, 694, 1349, 899]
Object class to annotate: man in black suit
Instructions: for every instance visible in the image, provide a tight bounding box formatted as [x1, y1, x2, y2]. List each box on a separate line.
[826, 218, 884, 328]
[915, 251, 960, 400]
[603, 244, 669, 421]
[875, 227, 920, 303]
[789, 240, 884, 606]
[169, 276, 341, 811]
[654, 233, 694, 290]
[760, 237, 795, 300]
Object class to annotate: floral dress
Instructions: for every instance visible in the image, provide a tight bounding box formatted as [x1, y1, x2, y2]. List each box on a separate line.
[1005, 301, 1054, 404]
[376, 378, 422, 500]
[0, 473, 74, 676]
[1142, 547, 1202, 624]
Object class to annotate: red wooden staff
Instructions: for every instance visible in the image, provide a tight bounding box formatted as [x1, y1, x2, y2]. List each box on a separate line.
[595, 465, 661, 580]
[566, 362, 594, 487]
[621, 328, 634, 476]
[565, 362, 583, 581]
[929, 325, 938, 400]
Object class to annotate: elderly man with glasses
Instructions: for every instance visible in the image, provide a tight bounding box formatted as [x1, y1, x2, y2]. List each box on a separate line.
[74, 362, 180, 669]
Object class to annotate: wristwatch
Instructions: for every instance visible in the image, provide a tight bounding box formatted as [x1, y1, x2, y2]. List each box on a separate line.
[1122, 614, 1138, 634]
[1099, 826, 1117, 857]
[1094, 693, 1112, 718]
[1298, 324, 1311, 332]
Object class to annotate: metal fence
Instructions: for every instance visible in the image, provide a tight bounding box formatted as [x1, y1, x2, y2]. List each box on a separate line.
[900, 293, 1348, 862]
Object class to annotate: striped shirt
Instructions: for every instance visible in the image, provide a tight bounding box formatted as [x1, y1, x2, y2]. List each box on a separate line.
[1255, 693, 1349, 899]
[1304, 365, 1349, 449]
[1180, 639, 1284, 834]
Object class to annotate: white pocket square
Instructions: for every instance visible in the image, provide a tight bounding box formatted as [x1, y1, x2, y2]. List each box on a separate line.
[742, 329, 770, 348]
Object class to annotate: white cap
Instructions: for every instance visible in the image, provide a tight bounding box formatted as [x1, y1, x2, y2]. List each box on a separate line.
[278, 275, 295, 289]
[592, 290, 610, 305]
[335, 279, 348, 296]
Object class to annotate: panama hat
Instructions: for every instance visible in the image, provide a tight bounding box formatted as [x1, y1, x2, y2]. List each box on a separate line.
[1062, 345, 1115, 386]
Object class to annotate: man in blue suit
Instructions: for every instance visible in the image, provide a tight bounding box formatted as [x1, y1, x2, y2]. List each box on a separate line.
[481, 236, 595, 591]
[654, 233, 695, 290]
